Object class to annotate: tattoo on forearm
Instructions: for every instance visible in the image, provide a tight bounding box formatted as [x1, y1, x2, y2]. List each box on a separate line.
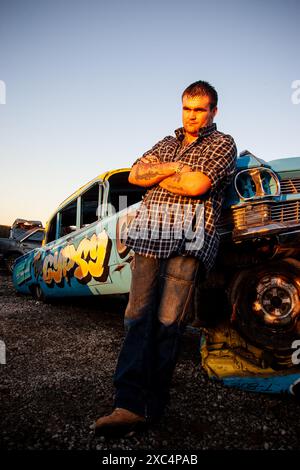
[161, 174, 184, 193]
[135, 164, 169, 181]
[164, 183, 184, 192]
[170, 174, 181, 183]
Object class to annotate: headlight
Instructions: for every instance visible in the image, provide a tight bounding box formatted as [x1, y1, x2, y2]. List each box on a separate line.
[235, 168, 280, 201]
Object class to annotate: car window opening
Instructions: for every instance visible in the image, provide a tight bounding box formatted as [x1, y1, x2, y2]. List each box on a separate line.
[107, 171, 147, 213]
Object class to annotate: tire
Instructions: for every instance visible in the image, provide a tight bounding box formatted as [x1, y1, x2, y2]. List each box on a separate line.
[228, 258, 300, 367]
[5, 253, 20, 274]
[33, 284, 47, 302]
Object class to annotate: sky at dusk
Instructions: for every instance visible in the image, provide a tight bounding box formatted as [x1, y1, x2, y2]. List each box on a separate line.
[0, 0, 299, 226]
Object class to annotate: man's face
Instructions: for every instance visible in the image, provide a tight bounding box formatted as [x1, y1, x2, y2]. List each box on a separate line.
[182, 94, 218, 136]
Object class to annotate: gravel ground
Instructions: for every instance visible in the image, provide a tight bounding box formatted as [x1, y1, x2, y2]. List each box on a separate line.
[0, 268, 300, 451]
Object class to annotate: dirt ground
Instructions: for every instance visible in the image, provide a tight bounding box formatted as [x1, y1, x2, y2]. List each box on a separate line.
[0, 267, 300, 451]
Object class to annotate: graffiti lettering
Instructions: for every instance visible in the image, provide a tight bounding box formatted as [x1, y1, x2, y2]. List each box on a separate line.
[33, 251, 43, 279]
[116, 213, 135, 259]
[43, 231, 112, 287]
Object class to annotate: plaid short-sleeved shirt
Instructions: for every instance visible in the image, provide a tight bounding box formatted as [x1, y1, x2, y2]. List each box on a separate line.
[126, 123, 237, 273]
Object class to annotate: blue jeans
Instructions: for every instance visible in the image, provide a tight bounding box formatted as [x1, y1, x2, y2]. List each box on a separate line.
[113, 253, 204, 421]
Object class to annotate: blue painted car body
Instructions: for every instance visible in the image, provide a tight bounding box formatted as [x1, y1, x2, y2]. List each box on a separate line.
[13, 153, 300, 396]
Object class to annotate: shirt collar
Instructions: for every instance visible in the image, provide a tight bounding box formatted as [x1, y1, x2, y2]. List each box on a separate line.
[175, 123, 217, 142]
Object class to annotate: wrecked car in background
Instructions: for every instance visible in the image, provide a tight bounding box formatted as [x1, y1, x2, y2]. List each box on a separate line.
[12, 153, 300, 396]
[9, 219, 43, 240]
[0, 219, 44, 272]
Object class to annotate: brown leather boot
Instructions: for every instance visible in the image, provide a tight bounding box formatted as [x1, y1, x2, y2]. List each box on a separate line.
[93, 407, 147, 437]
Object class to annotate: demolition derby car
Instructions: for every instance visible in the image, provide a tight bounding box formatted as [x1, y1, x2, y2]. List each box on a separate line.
[13, 151, 300, 396]
[0, 219, 44, 272]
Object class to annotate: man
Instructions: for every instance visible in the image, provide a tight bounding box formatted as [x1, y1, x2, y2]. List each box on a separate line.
[94, 80, 237, 436]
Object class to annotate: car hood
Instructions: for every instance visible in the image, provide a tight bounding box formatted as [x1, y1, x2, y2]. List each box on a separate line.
[267, 156, 300, 173]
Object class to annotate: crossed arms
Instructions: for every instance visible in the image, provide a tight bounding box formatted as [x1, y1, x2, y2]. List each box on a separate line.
[128, 155, 212, 197]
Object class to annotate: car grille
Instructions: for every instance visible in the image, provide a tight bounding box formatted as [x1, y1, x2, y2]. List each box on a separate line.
[233, 201, 300, 230]
[280, 178, 300, 194]
[270, 200, 300, 224]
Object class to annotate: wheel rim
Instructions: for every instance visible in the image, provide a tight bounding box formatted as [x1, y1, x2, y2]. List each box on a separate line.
[254, 275, 299, 327]
[230, 261, 300, 355]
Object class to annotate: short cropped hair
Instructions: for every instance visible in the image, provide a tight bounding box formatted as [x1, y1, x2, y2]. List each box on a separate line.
[182, 80, 218, 110]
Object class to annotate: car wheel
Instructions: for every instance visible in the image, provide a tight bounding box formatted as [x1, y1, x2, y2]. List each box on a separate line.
[5, 254, 20, 274]
[33, 284, 46, 302]
[229, 258, 300, 368]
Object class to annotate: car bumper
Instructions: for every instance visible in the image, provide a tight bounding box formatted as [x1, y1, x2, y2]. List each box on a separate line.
[233, 223, 300, 243]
